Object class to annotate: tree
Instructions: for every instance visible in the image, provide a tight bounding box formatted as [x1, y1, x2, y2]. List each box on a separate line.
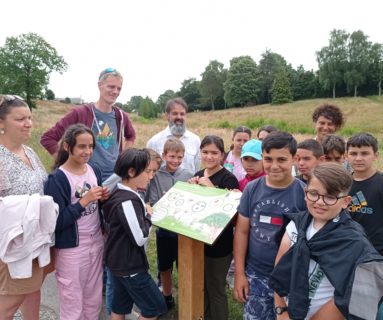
[45, 88, 55, 100]
[271, 69, 293, 105]
[224, 56, 259, 107]
[138, 96, 158, 119]
[156, 89, 176, 113]
[0, 33, 67, 108]
[200, 60, 226, 110]
[344, 30, 371, 97]
[177, 78, 202, 111]
[369, 43, 383, 96]
[290, 65, 317, 101]
[317, 29, 349, 98]
[257, 50, 289, 104]
[126, 95, 144, 112]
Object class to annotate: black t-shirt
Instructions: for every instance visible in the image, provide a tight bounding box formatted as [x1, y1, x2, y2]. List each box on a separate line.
[194, 167, 239, 258]
[348, 171, 383, 255]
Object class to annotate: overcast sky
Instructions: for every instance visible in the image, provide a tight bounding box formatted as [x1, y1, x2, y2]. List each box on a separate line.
[1, 0, 382, 103]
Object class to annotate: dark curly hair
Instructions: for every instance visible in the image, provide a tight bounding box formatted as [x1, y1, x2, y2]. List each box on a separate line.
[312, 104, 344, 129]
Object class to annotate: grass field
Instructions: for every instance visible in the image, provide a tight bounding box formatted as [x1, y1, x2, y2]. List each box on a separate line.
[28, 96, 383, 319]
[30, 96, 383, 171]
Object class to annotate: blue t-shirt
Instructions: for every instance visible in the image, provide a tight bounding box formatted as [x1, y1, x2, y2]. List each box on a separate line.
[238, 176, 307, 277]
[90, 107, 119, 182]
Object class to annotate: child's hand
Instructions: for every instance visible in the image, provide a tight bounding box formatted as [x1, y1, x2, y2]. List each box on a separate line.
[100, 187, 110, 201]
[231, 188, 241, 192]
[79, 186, 104, 207]
[234, 273, 249, 303]
[197, 176, 214, 187]
[145, 203, 153, 216]
[188, 176, 199, 184]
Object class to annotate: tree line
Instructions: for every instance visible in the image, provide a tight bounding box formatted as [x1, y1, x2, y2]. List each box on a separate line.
[0, 30, 382, 114]
[126, 29, 383, 118]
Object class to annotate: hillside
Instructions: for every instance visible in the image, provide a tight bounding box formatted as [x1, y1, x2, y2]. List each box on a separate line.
[31, 96, 383, 169]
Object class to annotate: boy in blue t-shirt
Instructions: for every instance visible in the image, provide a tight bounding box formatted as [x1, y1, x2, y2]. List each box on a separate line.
[234, 131, 307, 320]
[146, 138, 193, 311]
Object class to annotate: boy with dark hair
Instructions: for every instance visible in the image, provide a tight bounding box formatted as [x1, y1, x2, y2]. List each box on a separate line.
[233, 131, 307, 320]
[226, 139, 266, 289]
[347, 133, 382, 253]
[146, 138, 193, 311]
[103, 148, 167, 320]
[346, 132, 383, 318]
[296, 139, 324, 184]
[322, 134, 346, 164]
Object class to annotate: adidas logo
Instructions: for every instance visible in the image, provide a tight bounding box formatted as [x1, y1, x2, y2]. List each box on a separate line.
[348, 191, 373, 214]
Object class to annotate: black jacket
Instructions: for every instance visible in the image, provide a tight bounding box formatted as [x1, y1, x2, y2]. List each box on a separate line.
[269, 209, 383, 320]
[103, 185, 151, 276]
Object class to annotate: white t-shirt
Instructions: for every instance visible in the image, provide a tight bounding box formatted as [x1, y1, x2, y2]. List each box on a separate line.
[286, 220, 335, 319]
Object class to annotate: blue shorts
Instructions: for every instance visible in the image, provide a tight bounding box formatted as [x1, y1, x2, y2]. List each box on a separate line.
[244, 270, 275, 320]
[156, 234, 178, 272]
[110, 271, 167, 317]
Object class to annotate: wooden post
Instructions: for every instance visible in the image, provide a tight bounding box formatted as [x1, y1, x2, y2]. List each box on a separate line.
[178, 235, 204, 320]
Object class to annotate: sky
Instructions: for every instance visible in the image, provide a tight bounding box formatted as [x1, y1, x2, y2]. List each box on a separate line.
[1, 0, 382, 103]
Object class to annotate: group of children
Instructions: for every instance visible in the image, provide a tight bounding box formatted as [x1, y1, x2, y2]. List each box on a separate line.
[43, 104, 383, 320]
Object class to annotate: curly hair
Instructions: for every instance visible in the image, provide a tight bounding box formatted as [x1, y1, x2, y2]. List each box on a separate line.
[312, 104, 344, 129]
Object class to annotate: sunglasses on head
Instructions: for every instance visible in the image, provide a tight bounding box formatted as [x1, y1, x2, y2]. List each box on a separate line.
[99, 68, 120, 81]
[0, 95, 24, 106]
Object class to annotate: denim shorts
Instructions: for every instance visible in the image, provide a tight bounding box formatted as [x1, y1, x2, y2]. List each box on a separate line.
[111, 271, 167, 317]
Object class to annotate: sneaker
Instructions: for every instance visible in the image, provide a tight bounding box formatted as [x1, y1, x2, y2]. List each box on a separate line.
[164, 295, 175, 310]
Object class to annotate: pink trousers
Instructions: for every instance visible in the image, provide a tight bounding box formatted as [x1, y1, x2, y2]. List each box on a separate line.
[55, 231, 104, 320]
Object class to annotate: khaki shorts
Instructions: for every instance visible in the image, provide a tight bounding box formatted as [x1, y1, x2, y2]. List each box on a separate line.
[0, 259, 44, 295]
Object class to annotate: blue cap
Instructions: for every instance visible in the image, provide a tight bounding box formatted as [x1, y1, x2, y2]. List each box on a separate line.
[241, 139, 262, 160]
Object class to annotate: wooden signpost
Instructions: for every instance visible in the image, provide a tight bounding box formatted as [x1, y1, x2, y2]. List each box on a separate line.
[178, 235, 204, 320]
[151, 182, 242, 320]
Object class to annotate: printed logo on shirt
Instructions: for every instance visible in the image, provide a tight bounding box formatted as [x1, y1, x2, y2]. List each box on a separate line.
[223, 162, 234, 172]
[348, 191, 373, 215]
[251, 199, 292, 244]
[96, 122, 115, 150]
[308, 264, 325, 298]
[75, 182, 97, 216]
[259, 215, 283, 226]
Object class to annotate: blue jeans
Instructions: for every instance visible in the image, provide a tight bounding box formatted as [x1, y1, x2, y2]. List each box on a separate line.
[110, 271, 167, 317]
[105, 268, 113, 315]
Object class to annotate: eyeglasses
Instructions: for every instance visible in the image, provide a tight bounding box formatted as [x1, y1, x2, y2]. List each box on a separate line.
[0, 95, 24, 106]
[305, 190, 347, 206]
[98, 68, 121, 81]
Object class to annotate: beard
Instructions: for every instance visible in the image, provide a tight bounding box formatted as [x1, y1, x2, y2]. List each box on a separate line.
[169, 121, 186, 137]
